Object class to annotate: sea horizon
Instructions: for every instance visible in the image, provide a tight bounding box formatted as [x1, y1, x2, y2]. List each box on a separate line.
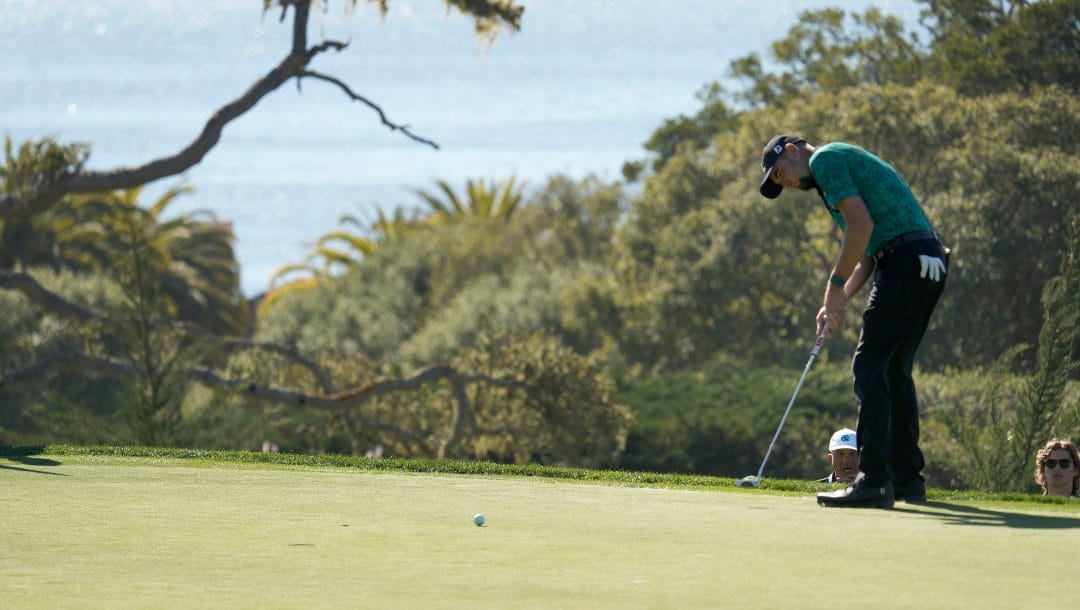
[1, 0, 923, 295]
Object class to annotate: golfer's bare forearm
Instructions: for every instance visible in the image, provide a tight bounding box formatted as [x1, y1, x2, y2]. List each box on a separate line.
[844, 256, 874, 298]
[831, 196, 873, 285]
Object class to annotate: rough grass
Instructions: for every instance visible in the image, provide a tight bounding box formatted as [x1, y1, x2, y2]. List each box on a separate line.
[3, 446, 1079, 609]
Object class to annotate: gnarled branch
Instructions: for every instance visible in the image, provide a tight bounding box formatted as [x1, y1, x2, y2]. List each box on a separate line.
[2, 347, 523, 455]
[0, 0, 437, 219]
[0, 352, 135, 390]
[301, 70, 440, 149]
[0, 275, 339, 392]
[0, 270, 106, 323]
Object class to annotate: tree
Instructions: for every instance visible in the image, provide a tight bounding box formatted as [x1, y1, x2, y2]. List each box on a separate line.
[95, 187, 249, 336]
[934, 213, 1079, 491]
[0, 0, 541, 452]
[728, 8, 924, 108]
[725, 1, 1080, 107]
[412, 177, 527, 225]
[0, 138, 91, 270]
[0, 0, 523, 220]
[0, 138, 249, 336]
[269, 214, 379, 287]
[919, 0, 1080, 95]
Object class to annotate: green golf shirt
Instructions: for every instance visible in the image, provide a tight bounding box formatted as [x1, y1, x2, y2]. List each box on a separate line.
[809, 142, 933, 256]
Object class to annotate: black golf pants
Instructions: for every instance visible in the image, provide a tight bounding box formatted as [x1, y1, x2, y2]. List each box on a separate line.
[853, 238, 947, 488]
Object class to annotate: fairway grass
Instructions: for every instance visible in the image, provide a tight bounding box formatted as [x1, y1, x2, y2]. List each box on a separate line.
[3, 451, 1080, 608]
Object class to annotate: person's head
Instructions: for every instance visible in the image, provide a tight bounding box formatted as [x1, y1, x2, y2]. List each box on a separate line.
[826, 428, 859, 483]
[758, 134, 815, 199]
[1034, 438, 1080, 496]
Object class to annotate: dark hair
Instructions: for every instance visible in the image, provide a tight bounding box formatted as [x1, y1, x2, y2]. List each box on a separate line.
[1034, 438, 1080, 495]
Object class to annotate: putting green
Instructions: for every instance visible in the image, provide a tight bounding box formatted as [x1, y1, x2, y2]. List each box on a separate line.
[2, 454, 1079, 608]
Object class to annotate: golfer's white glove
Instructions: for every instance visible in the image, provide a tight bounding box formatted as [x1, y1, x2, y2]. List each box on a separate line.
[918, 255, 946, 282]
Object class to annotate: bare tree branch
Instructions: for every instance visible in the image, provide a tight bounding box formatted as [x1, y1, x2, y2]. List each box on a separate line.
[1, 347, 524, 454]
[0, 352, 135, 390]
[2, 299, 531, 458]
[0, 267, 345, 393]
[301, 70, 440, 150]
[187, 364, 524, 458]
[216, 336, 338, 393]
[185, 364, 518, 409]
[0, 270, 106, 323]
[0, 0, 437, 219]
[171, 321, 340, 393]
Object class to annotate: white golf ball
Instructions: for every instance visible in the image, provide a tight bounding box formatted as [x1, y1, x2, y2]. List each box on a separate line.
[473, 513, 485, 527]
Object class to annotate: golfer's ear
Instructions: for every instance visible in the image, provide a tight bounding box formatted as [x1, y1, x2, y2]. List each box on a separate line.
[825, 453, 834, 464]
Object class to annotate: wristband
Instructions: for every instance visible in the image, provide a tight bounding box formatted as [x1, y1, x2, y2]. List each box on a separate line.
[829, 273, 845, 288]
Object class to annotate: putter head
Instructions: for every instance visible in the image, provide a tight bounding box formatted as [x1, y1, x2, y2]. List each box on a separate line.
[735, 475, 760, 488]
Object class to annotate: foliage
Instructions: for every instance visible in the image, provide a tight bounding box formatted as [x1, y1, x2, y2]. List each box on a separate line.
[919, 0, 1080, 95]
[0, 136, 88, 209]
[412, 177, 526, 225]
[195, 330, 632, 467]
[91, 187, 248, 336]
[926, 214, 1080, 491]
[0, 269, 127, 445]
[270, 0, 525, 40]
[0, 186, 247, 446]
[452, 332, 633, 467]
[4, 0, 1079, 482]
[725, 1, 1079, 109]
[612, 82, 1079, 371]
[0, 137, 91, 269]
[729, 8, 924, 108]
[617, 352, 855, 479]
[399, 264, 564, 365]
[109, 208, 215, 447]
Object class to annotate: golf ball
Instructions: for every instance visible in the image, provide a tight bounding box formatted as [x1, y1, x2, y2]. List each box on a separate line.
[473, 513, 485, 527]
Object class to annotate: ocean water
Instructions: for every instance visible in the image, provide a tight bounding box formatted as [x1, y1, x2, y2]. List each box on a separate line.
[0, 0, 922, 294]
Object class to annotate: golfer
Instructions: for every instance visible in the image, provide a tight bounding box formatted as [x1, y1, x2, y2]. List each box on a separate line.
[758, 135, 948, 508]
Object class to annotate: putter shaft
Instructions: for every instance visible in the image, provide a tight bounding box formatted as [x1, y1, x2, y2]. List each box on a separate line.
[751, 330, 828, 483]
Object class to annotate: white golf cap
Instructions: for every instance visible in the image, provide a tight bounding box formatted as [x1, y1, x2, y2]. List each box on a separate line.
[829, 428, 858, 452]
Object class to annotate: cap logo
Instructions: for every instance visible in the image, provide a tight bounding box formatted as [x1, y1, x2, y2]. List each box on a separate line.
[763, 143, 785, 174]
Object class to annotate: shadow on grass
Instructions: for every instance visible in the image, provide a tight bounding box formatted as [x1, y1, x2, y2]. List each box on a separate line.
[897, 501, 1080, 529]
[0, 445, 67, 476]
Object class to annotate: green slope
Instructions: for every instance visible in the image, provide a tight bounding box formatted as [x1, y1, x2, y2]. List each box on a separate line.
[2, 449, 1079, 608]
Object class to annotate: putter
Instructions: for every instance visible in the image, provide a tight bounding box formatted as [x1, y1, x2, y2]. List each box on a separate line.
[735, 329, 828, 488]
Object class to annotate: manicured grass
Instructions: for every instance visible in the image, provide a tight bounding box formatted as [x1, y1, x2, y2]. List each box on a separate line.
[3, 447, 1079, 608]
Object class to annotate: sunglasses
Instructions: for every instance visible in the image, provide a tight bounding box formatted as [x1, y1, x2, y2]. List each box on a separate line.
[1043, 458, 1074, 470]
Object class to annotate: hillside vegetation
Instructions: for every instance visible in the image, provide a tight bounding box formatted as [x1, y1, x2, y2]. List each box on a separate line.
[1, 1, 1077, 493]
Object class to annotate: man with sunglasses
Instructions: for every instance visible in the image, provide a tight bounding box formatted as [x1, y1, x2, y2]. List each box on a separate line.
[1035, 438, 1080, 496]
[758, 135, 948, 509]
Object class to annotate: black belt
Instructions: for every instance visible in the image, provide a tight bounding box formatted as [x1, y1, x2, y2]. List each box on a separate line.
[873, 231, 939, 261]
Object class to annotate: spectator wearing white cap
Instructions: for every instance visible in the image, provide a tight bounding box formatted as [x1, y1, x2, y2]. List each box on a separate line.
[817, 428, 859, 484]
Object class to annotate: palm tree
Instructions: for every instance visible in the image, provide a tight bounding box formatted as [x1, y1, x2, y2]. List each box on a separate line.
[0, 136, 92, 270]
[0, 189, 123, 273]
[72, 186, 249, 335]
[411, 176, 525, 224]
[268, 213, 381, 289]
[265, 178, 525, 303]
